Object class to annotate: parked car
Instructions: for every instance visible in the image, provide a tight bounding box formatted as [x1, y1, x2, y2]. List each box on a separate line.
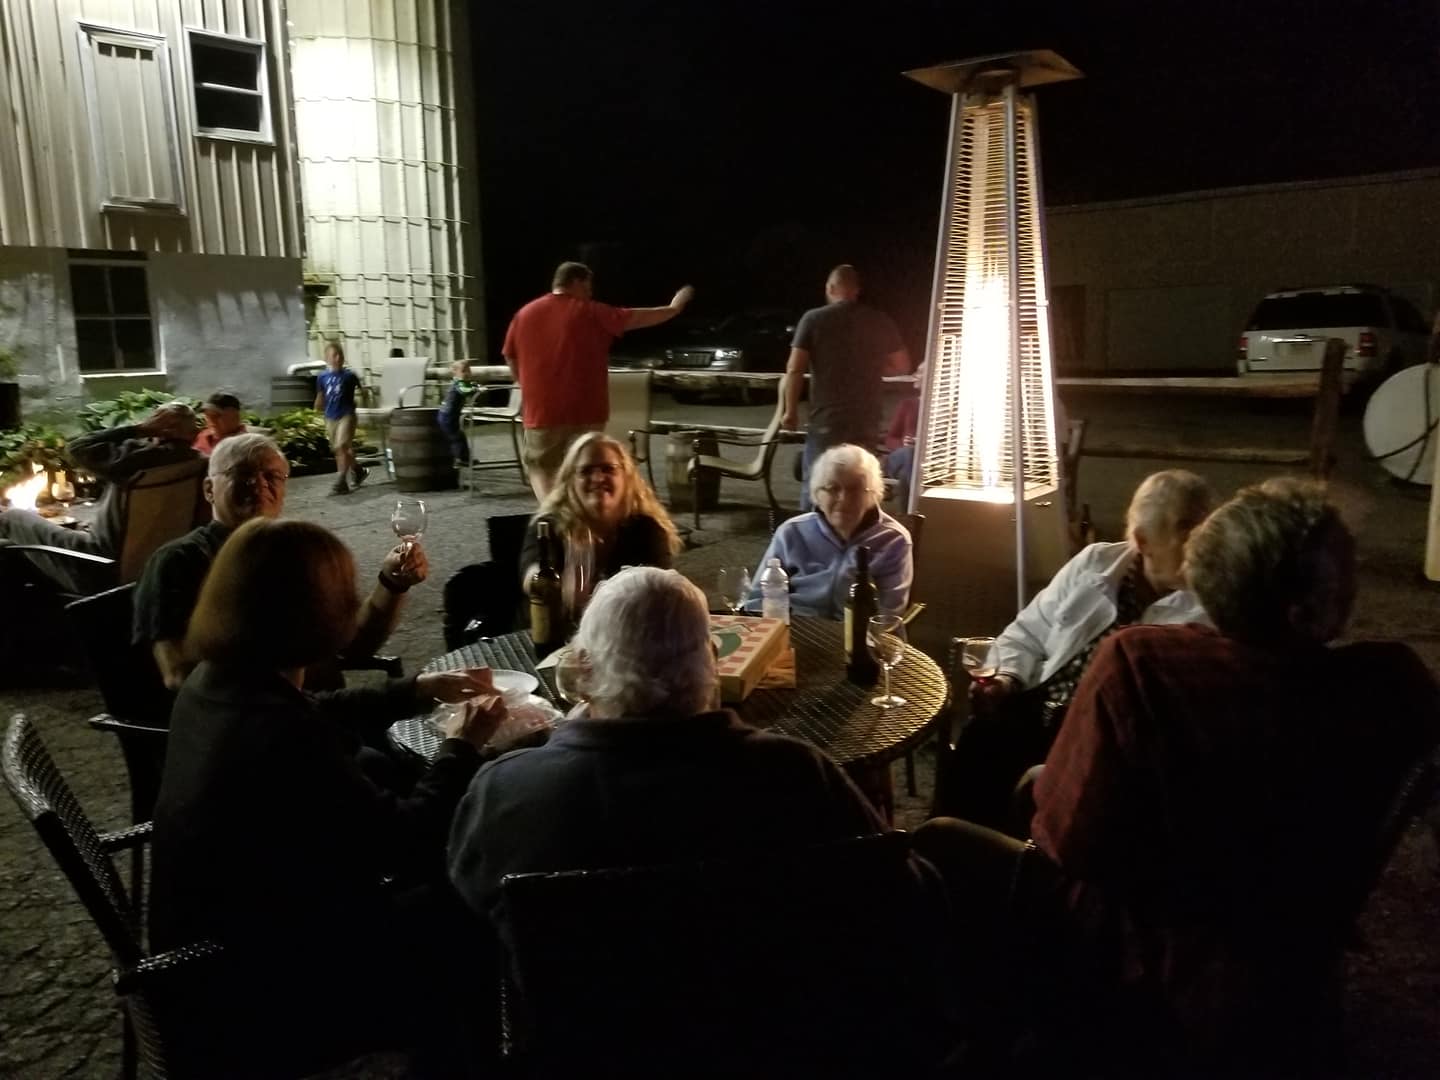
[652, 309, 798, 373]
[1238, 284, 1430, 379]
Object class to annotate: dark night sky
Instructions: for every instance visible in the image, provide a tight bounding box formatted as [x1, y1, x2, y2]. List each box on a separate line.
[469, 0, 1440, 349]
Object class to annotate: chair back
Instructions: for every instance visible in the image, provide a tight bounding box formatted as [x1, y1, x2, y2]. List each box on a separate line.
[397, 381, 448, 407]
[115, 459, 209, 584]
[499, 831, 947, 1076]
[2, 714, 141, 967]
[605, 369, 652, 449]
[441, 513, 532, 647]
[374, 356, 428, 409]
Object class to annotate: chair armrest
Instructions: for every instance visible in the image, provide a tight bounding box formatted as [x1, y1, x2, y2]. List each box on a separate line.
[100, 821, 153, 853]
[342, 654, 404, 678]
[113, 939, 226, 995]
[87, 712, 169, 739]
[1, 543, 114, 565]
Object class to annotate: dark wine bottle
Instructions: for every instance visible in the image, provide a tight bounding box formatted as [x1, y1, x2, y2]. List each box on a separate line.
[845, 545, 880, 683]
[528, 520, 564, 658]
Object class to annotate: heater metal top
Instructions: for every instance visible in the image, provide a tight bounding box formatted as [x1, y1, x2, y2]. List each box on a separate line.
[903, 49, 1082, 95]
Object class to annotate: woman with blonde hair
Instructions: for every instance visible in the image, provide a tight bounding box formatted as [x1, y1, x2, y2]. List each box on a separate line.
[520, 431, 681, 623]
[149, 517, 519, 1070]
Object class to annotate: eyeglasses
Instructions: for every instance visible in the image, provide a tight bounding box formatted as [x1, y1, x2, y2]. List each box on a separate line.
[578, 463, 620, 479]
[225, 467, 289, 487]
[816, 482, 872, 499]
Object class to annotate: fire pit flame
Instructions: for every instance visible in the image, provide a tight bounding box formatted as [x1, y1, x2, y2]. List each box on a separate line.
[2, 464, 48, 512]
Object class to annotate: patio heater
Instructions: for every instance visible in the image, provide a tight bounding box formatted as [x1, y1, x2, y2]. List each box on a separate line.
[904, 50, 1081, 648]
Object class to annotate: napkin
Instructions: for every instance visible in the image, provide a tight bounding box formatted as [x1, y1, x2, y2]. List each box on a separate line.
[756, 648, 797, 689]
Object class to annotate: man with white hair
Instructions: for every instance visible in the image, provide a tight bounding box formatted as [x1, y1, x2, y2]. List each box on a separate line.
[744, 443, 912, 618]
[446, 565, 884, 927]
[1, 402, 201, 593]
[132, 432, 426, 691]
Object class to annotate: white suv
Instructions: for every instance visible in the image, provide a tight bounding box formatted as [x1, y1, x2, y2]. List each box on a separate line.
[1238, 284, 1430, 378]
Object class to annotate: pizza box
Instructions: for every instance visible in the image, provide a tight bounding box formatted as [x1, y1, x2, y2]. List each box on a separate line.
[709, 615, 790, 703]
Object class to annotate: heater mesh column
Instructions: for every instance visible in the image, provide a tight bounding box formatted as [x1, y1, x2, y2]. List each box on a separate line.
[919, 97, 1059, 497]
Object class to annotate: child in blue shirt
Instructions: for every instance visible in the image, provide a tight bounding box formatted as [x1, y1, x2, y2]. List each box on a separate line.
[437, 359, 476, 468]
[314, 342, 366, 495]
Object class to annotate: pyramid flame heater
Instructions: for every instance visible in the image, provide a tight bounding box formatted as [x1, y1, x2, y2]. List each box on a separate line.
[904, 50, 1082, 647]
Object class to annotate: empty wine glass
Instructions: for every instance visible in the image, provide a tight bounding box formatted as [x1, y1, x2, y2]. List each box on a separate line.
[554, 646, 587, 705]
[958, 636, 999, 686]
[867, 613, 908, 709]
[717, 567, 751, 615]
[562, 526, 596, 619]
[390, 497, 428, 546]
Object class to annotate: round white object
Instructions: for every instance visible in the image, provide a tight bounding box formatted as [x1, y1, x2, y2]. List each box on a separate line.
[489, 669, 539, 703]
[1363, 365, 1440, 485]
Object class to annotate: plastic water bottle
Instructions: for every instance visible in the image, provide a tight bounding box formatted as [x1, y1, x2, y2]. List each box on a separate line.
[759, 558, 790, 624]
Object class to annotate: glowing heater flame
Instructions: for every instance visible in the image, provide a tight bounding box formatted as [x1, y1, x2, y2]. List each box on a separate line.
[2, 464, 47, 511]
[958, 272, 1011, 493]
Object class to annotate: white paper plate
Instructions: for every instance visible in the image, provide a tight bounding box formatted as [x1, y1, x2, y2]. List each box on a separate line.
[490, 669, 539, 701]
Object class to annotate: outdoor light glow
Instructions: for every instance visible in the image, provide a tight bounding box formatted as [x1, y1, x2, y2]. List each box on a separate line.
[2, 464, 47, 511]
[956, 270, 1010, 492]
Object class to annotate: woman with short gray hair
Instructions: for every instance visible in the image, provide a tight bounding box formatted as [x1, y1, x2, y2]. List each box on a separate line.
[745, 443, 913, 618]
[935, 469, 1216, 827]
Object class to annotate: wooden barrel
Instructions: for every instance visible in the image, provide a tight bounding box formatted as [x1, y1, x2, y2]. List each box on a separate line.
[390, 407, 458, 492]
[270, 375, 315, 413]
[666, 430, 720, 512]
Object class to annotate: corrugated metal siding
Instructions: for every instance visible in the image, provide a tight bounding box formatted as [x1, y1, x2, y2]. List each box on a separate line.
[0, 0, 300, 257]
[289, 0, 484, 370]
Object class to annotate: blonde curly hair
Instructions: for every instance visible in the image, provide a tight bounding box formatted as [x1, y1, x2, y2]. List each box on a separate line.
[535, 432, 681, 555]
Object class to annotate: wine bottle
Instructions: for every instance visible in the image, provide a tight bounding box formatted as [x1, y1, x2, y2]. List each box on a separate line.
[528, 520, 564, 658]
[845, 545, 879, 683]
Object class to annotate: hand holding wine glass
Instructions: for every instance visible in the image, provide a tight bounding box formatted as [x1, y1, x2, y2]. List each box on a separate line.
[866, 613, 908, 709]
[390, 497, 428, 555]
[717, 567, 752, 616]
[959, 636, 1015, 708]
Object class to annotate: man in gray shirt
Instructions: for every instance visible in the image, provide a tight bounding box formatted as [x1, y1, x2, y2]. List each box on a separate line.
[782, 265, 909, 510]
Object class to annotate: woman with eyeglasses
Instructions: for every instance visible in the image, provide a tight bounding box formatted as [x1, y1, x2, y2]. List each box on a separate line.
[745, 443, 912, 619]
[519, 432, 682, 626]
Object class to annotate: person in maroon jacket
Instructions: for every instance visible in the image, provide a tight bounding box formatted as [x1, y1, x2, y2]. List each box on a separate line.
[914, 477, 1440, 1071]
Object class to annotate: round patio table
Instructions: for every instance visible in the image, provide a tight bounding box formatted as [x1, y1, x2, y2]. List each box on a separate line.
[389, 616, 949, 769]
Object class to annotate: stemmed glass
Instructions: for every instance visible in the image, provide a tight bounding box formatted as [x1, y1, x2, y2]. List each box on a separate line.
[563, 526, 596, 619]
[390, 497, 428, 558]
[717, 567, 751, 616]
[958, 636, 999, 687]
[866, 613, 908, 709]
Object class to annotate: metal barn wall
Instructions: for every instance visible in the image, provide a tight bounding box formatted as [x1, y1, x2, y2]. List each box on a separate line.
[289, 0, 484, 373]
[1045, 169, 1440, 373]
[0, 0, 302, 258]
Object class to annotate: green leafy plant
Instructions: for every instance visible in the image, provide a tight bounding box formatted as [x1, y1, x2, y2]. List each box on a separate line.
[78, 389, 203, 432]
[262, 408, 332, 471]
[0, 347, 18, 381]
[0, 424, 67, 487]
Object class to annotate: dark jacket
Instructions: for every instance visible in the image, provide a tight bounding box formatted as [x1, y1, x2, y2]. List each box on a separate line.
[446, 709, 885, 929]
[67, 424, 198, 552]
[149, 663, 481, 952]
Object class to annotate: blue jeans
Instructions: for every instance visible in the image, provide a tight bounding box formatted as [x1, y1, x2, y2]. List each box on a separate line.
[883, 444, 915, 510]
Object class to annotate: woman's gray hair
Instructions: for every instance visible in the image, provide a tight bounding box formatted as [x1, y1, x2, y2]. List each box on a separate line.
[809, 443, 883, 504]
[1184, 476, 1354, 641]
[573, 566, 716, 718]
[1124, 469, 1215, 544]
[208, 432, 284, 477]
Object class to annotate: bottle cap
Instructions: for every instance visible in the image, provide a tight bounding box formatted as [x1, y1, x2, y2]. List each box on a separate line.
[767, 557, 781, 568]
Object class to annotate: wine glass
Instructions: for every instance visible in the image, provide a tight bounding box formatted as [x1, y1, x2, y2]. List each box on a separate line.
[563, 527, 596, 619]
[866, 613, 908, 709]
[958, 636, 999, 686]
[554, 647, 588, 707]
[717, 567, 751, 616]
[390, 497, 428, 556]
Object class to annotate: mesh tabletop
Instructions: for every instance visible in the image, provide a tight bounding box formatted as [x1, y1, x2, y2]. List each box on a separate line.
[389, 618, 948, 768]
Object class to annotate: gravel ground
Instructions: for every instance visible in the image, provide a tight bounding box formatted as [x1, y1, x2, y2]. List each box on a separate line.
[2, 389, 1437, 1076]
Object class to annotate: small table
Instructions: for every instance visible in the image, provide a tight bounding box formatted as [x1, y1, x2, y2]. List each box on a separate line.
[390, 618, 948, 773]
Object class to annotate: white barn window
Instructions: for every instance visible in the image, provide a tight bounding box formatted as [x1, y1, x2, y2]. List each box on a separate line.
[187, 29, 271, 143]
[75, 23, 185, 213]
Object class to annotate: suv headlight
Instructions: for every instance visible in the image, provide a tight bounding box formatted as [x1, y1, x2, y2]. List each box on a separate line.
[712, 348, 742, 363]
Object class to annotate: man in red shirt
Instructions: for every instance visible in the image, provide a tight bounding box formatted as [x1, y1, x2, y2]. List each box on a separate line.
[192, 392, 247, 455]
[502, 262, 694, 499]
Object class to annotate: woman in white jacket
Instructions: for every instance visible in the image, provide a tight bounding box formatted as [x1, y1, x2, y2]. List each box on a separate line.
[936, 469, 1216, 828]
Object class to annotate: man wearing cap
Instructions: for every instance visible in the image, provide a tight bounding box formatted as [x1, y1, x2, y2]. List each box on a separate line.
[193, 392, 247, 455]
